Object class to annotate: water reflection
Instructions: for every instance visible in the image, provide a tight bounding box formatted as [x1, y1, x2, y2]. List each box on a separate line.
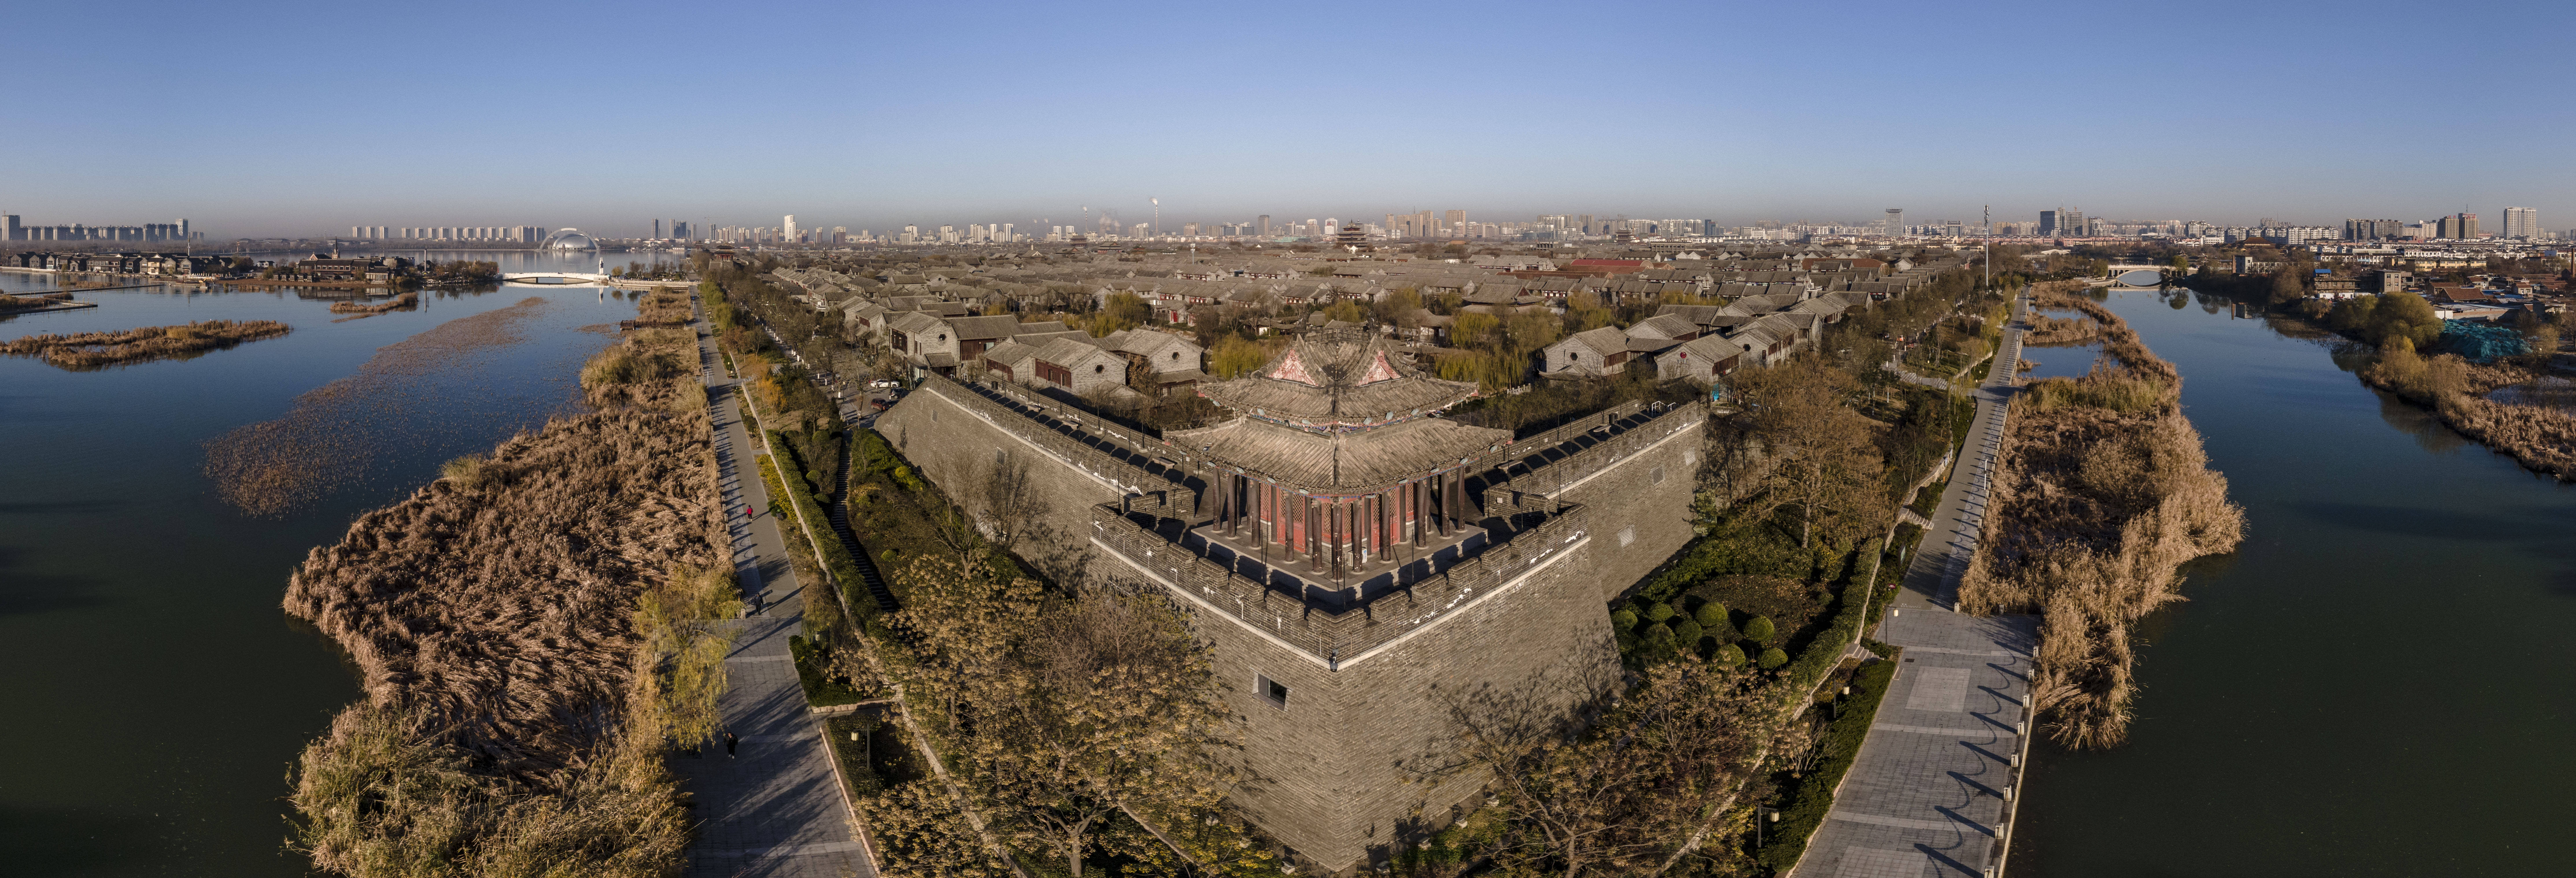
[2372, 389, 2469, 454]
[2487, 375, 2576, 412]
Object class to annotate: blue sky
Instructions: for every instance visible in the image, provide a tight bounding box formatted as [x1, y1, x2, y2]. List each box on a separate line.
[10, 0, 2573, 239]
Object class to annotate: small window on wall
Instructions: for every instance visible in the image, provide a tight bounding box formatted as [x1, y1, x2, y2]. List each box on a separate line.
[1257, 673, 1290, 709]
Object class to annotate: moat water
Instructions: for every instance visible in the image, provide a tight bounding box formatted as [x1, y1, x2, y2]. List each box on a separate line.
[2010, 289, 2576, 876]
[0, 251, 672, 876]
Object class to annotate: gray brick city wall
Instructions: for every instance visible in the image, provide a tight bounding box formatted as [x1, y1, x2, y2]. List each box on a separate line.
[872, 383, 1134, 578]
[1482, 407, 1706, 603]
[1093, 514, 1619, 873]
[879, 377, 1692, 872]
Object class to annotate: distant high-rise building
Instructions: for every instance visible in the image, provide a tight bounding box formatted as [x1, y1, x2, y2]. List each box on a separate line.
[2344, 219, 2402, 240]
[653, 219, 663, 238]
[1884, 209, 1904, 235]
[2438, 212, 2479, 239]
[8, 213, 26, 241]
[2038, 210, 2060, 236]
[1257, 215, 1271, 236]
[2502, 207, 2538, 239]
[1444, 209, 1466, 233]
[783, 215, 798, 240]
[1578, 214, 1596, 236]
[2062, 209, 2086, 237]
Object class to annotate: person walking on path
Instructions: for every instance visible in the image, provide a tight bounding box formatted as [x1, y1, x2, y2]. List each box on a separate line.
[724, 731, 738, 758]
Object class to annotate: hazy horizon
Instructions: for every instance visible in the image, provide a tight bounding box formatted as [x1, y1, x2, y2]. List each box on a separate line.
[10, 0, 2572, 240]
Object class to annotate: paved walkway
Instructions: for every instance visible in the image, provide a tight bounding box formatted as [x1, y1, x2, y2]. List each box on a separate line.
[1797, 294, 2040, 878]
[671, 300, 873, 878]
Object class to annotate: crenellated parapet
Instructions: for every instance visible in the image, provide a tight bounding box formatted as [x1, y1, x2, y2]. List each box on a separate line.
[1090, 500, 1591, 669]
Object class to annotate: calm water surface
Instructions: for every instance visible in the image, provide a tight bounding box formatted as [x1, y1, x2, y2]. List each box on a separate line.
[2012, 289, 2576, 875]
[0, 251, 652, 875]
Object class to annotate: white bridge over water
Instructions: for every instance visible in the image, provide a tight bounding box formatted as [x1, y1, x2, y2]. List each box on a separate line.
[501, 272, 609, 284]
[499, 272, 693, 290]
[2106, 264, 2173, 287]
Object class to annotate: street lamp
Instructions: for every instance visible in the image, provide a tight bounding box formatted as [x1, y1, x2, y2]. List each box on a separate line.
[1754, 805, 1779, 846]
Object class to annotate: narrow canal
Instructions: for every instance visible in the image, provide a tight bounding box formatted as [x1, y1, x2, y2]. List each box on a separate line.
[2011, 288, 2576, 875]
[0, 252, 673, 876]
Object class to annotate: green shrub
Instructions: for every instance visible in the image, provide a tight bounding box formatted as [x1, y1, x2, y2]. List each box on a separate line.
[1672, 618, 1703, 646]
[1758, 647, 1789, 669]
[1609, 608, 1638, 630]
[1743, 616, 1776, 644]
[1644, 602, 1676, 623]
[1753, 656, 1898, 871]
[1644, 624, 1676, 646]
[1693, 602, 1727, 629]
[1714, 644, 1745, 666]
[789, 634, 867, 706]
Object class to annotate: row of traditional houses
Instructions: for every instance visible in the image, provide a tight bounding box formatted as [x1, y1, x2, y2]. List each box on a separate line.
[839, 286, 1212, 401]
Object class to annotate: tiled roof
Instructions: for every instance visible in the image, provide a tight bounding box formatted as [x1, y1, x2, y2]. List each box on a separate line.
[1171, 416, 1508, 491]
[948, 314, 1024, 340]
[1195, 331, 1480, 424]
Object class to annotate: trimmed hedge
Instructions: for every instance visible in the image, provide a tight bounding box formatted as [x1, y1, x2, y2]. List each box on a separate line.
[1742, 616, 1776, 645]
[1777, 538, 1882, 704]
[1754, 649, 1901, 872]
[766, 429, 882, 624]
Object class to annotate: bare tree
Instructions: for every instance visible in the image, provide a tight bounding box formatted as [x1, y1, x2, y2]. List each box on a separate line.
[1731, 357, 1892, 548]
[1436, 663, 1785, 878]
[977, 451, 1050, 555]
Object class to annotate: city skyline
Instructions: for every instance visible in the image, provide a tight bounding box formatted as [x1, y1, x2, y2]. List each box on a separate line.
[8, 0, 2574, 237]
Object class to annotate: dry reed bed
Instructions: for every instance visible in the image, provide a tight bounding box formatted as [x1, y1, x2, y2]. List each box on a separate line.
[1960, 290, 2243, 749]
[2030, 286, 2180, 385]
[2021, 313, 2101, 347]
[285, 407, 722, 771]
[2362, 352, 2576, 479]
[2, 319, 290, 369]
[327, 291, 419, 317]
[282, 292, 724, 875]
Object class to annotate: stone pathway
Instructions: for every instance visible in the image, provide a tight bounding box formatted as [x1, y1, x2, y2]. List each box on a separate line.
[671, 298, 873, 878]
[1796, 294, 2040, 878]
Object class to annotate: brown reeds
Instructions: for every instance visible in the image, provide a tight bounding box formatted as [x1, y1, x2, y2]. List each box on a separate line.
[2020, 313, 2101, 347]
[282, 408, 722, 773]
[327, 291, 419, 319]
[1959, 298, 2244, 749]
[282, 292, 725, 876]
[2030, 286, 2180, 386]
[1, 319, 290, 369]
[2359, 348, 2576, 480]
